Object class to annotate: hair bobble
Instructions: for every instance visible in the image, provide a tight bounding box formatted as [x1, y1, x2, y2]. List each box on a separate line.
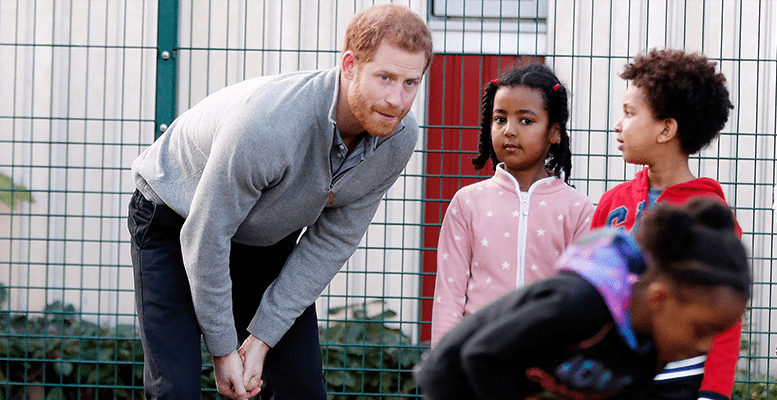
[552, 83, 561, 92]
[491, 79, 498, 86]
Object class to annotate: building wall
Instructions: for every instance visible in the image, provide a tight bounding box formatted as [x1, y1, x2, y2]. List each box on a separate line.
[1, 0, 775, 374]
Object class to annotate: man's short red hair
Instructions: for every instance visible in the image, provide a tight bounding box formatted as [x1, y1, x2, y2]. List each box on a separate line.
[342, 3, 433, 72]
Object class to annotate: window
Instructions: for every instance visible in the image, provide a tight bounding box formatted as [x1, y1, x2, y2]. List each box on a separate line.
[432, 0, 547, 20]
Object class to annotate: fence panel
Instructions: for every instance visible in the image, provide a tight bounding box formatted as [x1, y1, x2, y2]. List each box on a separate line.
[0, 1, 774, 399]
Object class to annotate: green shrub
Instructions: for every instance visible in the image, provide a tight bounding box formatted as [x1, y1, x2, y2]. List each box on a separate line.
[319, 301, 423, 400]
[0, 292, 423, 400]
[0, 301, 144, 400]
[732, 312, 777, 400]
[732, 375, 777, 400]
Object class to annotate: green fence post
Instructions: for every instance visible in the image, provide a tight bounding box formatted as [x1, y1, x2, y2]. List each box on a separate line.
[155, 0, 179, 140]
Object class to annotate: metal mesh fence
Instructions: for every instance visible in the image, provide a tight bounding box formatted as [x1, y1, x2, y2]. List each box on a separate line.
[0, 0, 774, 399]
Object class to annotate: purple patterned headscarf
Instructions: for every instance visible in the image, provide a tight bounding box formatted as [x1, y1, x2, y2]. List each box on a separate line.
[556, 229, 651, 352]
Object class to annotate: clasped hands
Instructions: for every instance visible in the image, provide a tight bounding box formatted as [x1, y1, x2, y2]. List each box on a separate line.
[213, 334, 270, 400]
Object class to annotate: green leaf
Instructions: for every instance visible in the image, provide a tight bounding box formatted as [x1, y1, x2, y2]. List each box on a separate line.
[44, 387, 65, 400]
[0, 284, 7, 306]
[113, 324, 137, 338]
[0, 172, 33, 210]
[53, 361, 74, 376]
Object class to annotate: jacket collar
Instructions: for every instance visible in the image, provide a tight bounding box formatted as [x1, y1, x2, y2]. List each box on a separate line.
[493, 163, 563, 195]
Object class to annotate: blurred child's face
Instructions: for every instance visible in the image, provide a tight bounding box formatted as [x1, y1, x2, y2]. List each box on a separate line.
[649, 284, 746, 364]
[613, 84, 664, 165]
[490, 85, 560, 186]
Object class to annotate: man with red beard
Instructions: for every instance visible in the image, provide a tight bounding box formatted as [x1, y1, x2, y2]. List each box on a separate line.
[127, 4, 432, 400]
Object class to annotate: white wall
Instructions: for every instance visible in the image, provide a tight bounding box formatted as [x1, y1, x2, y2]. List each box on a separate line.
[0, 0, 430, 333]
[1, 1, 775, 372]
[0, 0, 157, 325]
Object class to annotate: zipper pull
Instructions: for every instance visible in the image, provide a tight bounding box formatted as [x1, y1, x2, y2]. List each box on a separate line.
[328, 190, 334, 205]
[521, 193, 529, 215]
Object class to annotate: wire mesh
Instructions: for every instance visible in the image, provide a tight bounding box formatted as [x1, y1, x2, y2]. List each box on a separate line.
[0, 0, 774, 399]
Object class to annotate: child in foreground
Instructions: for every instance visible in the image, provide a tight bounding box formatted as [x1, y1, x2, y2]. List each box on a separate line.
[431, 64, 593, 345]
[591, 49, 740, 400]
[414, 198, 750, 400]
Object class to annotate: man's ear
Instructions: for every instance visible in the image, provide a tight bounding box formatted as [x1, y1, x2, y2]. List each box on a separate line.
[657, 118, 679, 144]
[341, 52, 357, 81]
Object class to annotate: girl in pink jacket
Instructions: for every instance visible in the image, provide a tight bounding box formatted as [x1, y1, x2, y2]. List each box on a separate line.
[431, 64, 594, 346]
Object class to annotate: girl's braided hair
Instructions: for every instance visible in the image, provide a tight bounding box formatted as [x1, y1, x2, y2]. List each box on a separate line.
[472, 63, 573, 184]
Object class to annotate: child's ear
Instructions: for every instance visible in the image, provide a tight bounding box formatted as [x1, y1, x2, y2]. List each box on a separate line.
[549, 123, 561, 144]
[657, 118, 679, 144]
[645, 281, 672, 312]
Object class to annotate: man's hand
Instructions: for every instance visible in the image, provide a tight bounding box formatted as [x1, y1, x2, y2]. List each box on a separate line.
[213, 351, 258, 399]
[238, 334, 271, 393]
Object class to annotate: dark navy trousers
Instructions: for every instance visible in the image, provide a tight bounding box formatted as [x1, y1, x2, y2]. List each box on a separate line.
[128, 190, 326, 399]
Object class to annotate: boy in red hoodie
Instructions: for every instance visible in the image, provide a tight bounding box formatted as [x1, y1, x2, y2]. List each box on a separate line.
[591, 49, 740, 400]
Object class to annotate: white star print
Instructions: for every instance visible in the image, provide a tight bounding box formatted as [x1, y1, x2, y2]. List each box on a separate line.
[473, 262, 479, 267]
[486, 277, 492, 284]
[450, 207, 458, 215]
[531, 264, 538, 270]
[539, 201, 547, 206]
[512, 210, 520, 217]
[499, 191, 504, 195]
[502, 262, 510, 270]
[448, 277, 455, 283]
[585, 216, 591, 223]
[575, 201, 581, 206]
[468, 283, 475, 290]
[454, 235, 462, 242]
[476, 186, 484, 191]
[460, 296, 467, 302]
[537, 228, 545, 236]
[486, 211, 493, 217]
[481, 238, 489, 247]
[557, 214, 563, 220]
[442, 252, 450, 260]
[436, 296, 442, 303]
[503, 231, 510, 238]
[465, 198, 471, 204]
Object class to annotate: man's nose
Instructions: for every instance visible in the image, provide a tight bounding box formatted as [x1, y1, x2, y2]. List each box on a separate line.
[385, 83, 403, 107]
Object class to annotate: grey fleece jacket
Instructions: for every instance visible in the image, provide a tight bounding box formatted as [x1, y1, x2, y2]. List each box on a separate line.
[131, 67, 419, 356]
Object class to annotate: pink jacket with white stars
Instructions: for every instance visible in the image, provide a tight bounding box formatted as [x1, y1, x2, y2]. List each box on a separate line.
[431, 164, 594, 346]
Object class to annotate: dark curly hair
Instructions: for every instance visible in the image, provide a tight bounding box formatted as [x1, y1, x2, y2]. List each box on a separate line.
[635, 198, 750, 298]
[472, 63, 572, 184]
[621, 49, 734, 155]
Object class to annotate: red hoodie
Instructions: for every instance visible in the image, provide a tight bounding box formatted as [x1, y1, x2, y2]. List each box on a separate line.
[591, 167, 742, 400]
